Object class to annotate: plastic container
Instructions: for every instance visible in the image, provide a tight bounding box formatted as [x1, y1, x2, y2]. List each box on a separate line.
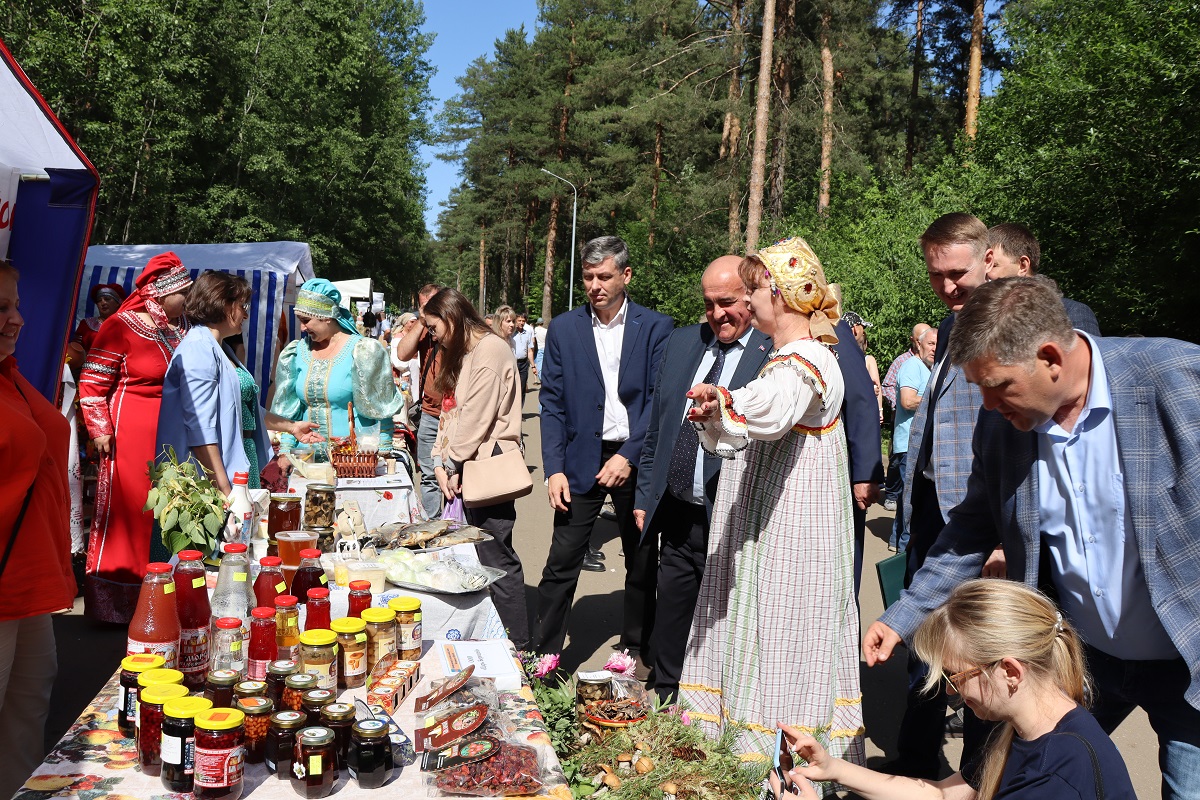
[160, 696, 213, 792]
[193, 708, 246, 800]
[127, 562, 181, 669]
[304, 588, 331, 631]
[344, 561, 387, 593]
[227, 471, 257, 547]
[173, 550, 212, 689]
[330, 617, 368, 689]
[118, 653, 165, 738]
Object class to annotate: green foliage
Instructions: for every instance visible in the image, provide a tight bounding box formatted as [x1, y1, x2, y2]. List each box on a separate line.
[530, 674, 580, 758]
[146, 447, 227, 558]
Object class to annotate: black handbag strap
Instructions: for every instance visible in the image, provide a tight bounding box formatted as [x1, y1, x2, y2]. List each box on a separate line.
[1, 379, 38, 583]
[1060, 731, 1106, 800]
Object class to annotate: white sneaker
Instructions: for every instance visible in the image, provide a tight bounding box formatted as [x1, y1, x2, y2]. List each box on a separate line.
[882, 498, 897, 512]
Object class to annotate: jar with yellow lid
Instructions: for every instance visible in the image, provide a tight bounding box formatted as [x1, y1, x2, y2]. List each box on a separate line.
[161, 696, 214, 792]
[138, 683, 190, 773]
[388, 596, 423, 660]
[330, 617, 368, 688]
[118, 653, 166, 737]
[360, 607, 396, 673]
[193, 708, 246, 800]
[298, 629, 338, 690]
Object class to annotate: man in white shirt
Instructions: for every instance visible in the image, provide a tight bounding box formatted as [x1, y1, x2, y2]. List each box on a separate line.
[511, 313, 535, 400]
[534, 236, 673, 661]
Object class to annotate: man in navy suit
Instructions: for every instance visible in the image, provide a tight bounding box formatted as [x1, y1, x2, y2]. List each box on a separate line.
[534, 236, 673, 660]
[632, 256, 772, 701]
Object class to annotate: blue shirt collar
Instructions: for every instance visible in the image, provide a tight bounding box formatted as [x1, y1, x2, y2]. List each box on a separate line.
[1036, 332, 1110, 439]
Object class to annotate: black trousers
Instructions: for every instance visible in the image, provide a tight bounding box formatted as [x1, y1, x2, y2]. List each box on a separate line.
[465, 500, 531, 650]
[651, 493, 709, 702]
[516, 358, 530, 400]
[533, 441, 658, 656]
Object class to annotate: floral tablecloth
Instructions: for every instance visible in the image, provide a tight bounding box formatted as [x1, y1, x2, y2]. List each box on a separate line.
[18, 642, 568, 800]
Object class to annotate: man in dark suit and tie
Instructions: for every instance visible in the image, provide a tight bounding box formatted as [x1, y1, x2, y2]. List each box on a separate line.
[534, 236, 674, 662]
[632, 256, 772, 701]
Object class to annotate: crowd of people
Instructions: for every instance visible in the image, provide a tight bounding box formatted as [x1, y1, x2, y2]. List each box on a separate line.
[5, 207, 1200, 799]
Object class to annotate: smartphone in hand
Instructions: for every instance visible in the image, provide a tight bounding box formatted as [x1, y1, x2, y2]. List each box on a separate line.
[773, 728, 796, 799]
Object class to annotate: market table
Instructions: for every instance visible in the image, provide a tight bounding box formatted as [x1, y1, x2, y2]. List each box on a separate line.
[286, 474, 424, 532]
[16, 639, 568, 800]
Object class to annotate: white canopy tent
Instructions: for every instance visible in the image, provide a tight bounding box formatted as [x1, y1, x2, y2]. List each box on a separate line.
[332, 278, 373, 310]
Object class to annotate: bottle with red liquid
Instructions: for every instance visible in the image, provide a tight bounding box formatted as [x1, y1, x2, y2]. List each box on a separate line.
[305, 588, 331, 631]
[247, 607, 277, 680]
[347, 581, 372, 618]
[174, 550, 213, 689]
[128, 562, 182, 668]
[289, 550, 326, 606]
[254, 557, 286, 609]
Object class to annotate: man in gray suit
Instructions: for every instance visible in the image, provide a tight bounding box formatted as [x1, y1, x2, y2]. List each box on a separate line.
[633, 255, 771, 702]
[866, 276, 1200, 797]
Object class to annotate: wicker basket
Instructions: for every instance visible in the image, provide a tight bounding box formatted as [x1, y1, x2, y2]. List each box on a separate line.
[330, 402, 380, 478]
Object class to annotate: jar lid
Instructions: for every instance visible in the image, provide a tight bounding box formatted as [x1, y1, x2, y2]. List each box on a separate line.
[301, 690, 335, 709]
[177, 550, 204, 561]
[121, 654, 166, 673]
[234, 696, 274, 715]
[146, 562, 173, 573]
[206, 669, 241, 687]
[307, 526, 335, 533]
[215, 617, 242, 630]
[259, 555, 283, 567]
[299, 726, 335, 745]
[330, 617, 366, 634]
[307, 484, 336, 491]
[140, 684, 190, 705]
[353, 719, 389, 738]
[299, 629, 337, 646]
[577, 669, 614, 684]
[285, 673, 318, 690]
[360, 608, 396, 624]
[320, 702, 356, 721]
[348, 580, 372, 591]
[195, 708, 245, 731]
[223, 543, 248, 554]
[388, 596, 421, 612]
[251, 606, 276, 619]
[270, 494, 301, 502]
[271, 710, 306, 729]
[268, 659, 299, 676]
[276, 595, 298, 608]
[299, 548, 322, 559]
[164, 697, 213, 720]
[138, 668, 185, 687]
[234, 680, 267, 696]
[307, 587, 330, 600]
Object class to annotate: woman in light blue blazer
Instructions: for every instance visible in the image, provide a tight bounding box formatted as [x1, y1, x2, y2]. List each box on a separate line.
[157, 272, 319, 496]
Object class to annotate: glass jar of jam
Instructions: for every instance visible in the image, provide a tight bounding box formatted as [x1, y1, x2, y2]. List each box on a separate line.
[233, 696, 274, 764]
[160, 696, 213, 793]
[118, 653, 165, 737]
[346, 580, 372, 618]
[234, 680, 266, 700]
[204, 669, 240, 709]
[193, 708, 246, 800]
[135, 667, 184, 740]
[266, 659, 299, 707]
[282, 673, 317, 711]
[299, 629, 338, 690]
[266, 710, 305, 777]
[275, 595, 301, 660]
[304, 588, 332, 631]
[137, 683, 189, 773]
[330, 617, 368, 689]
[360, 607, 397, 674]
[268, 494, 302, 537]
[347, 718, 393, 788]
[388, 596, 423, 661]
[319, 702, 356, 769]
[303, 483, 336, 529]
[291, 726, 337, 798]
[300, 688, 336, 727]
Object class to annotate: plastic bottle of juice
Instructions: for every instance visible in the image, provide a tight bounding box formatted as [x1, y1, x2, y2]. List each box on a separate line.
[227, 471, 257, 547]
[173, 550, 212, 688]
[127, 563, 182, 668]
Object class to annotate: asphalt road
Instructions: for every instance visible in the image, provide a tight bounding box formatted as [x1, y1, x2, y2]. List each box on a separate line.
[45, 385, 1161, 797]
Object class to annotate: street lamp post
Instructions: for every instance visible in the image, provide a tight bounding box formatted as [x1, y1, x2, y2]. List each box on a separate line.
[540, 167, 578, 310]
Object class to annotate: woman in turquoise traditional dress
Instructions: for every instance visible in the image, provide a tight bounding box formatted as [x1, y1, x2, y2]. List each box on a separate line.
[271, 279, 403, 458]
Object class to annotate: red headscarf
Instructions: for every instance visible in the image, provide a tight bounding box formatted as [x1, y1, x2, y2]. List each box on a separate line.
[116, 252, 193, 330]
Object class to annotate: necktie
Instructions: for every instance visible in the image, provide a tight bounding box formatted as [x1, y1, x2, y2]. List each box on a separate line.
[667, 343, 729, 501]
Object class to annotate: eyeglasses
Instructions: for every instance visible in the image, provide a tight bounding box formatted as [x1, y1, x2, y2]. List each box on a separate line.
[942, 662, 997, 693]
[241, 303, 250, 312]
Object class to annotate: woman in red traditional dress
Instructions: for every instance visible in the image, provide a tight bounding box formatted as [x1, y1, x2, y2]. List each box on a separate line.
[79, 253, 192, 623]
[68, 283, 126, 366]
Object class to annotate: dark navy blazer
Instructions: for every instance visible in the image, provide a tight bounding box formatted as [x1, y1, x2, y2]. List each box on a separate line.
[539, 300, 673, 496]
[830, 318, 885, 487]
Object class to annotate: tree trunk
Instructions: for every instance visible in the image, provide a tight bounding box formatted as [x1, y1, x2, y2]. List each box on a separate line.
[478, 225, 487, 312]
[965, 0, 983, 139]
[817, 9, 834, 217]
[542, 194, 561, 323]
[648, 120, 663, 252]
[744, 0, 777, 252]
[722, 0, 744, 251]
[768, 0, 795, 224]
[904, 0, 925, 172]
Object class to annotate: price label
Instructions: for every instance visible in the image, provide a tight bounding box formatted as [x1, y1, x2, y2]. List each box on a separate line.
[276, 581, 287, 593]
[164, 582, 175, 594]
[192, 577, 206, 589]
[234, 573, 247, 582]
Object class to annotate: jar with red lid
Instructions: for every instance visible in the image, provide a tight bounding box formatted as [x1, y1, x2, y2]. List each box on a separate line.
[254, 557, 287, 609]
[211, 617, 246, 676]
[265, 659, 298, 707]
[346, 581, 372, 618]
[118, 654, 165, 737]
[193, 708, 245, 800]
[291, 726, 337, 798]
[266, 710, 305, 777]
[204, 669, 240, 709]
[233, 696, 273, 764]
[137, 683, 189, 773]
[247, 607, 277, 679]
[275, 595, 301, 661]
[304, 588, 331, 631]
